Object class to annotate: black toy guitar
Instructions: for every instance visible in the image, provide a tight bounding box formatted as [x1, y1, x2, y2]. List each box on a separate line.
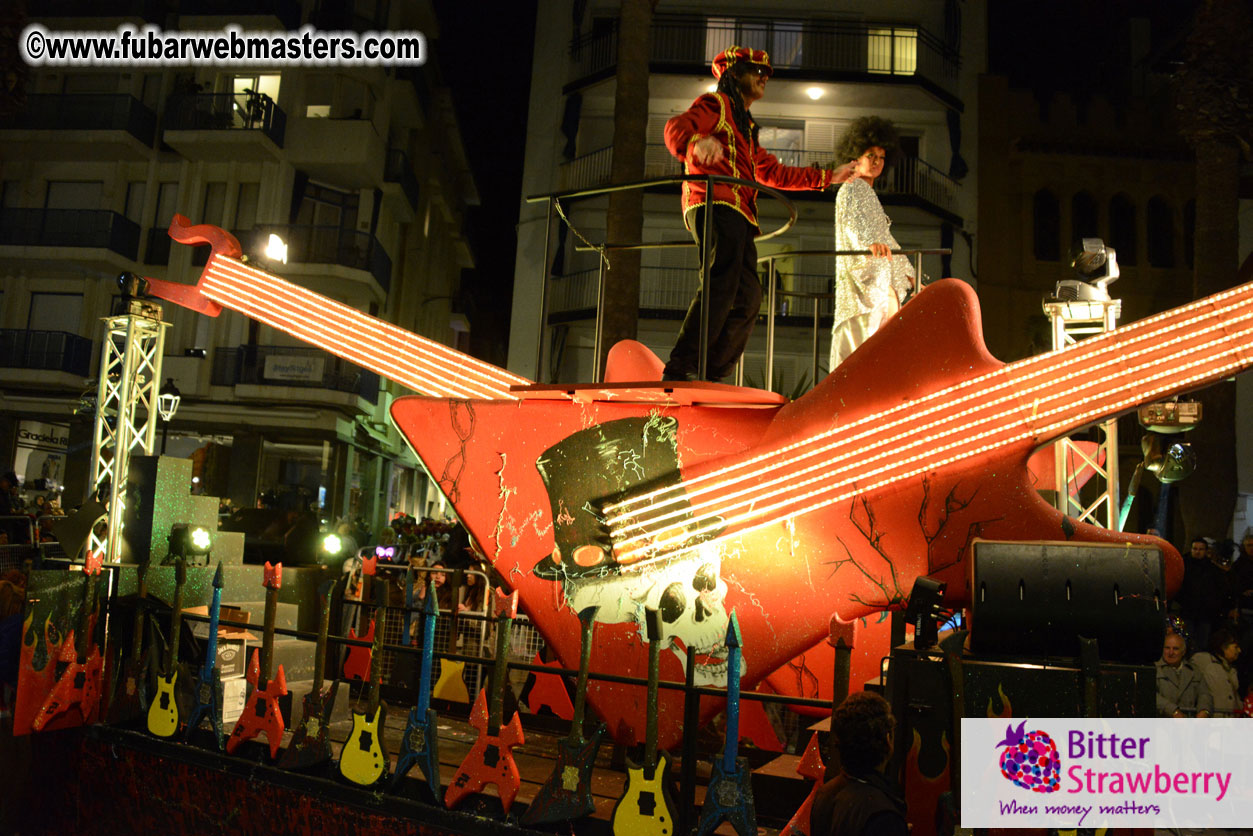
[522, 605, 606, 824]
[611, 607, 679, 836]
[185, 563, 226, 748]
[338, 577, 389, 786]
[391, 576, 442, 801]
[109, 555, 155, 724]
[279, 576, 344, 770]
[695, 610, 755, 836]
[147, 557, 189, 738]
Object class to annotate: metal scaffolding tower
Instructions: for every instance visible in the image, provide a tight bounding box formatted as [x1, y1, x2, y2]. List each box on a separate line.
[87, 296, 169, 561]
[1043, 297, 1121, 530]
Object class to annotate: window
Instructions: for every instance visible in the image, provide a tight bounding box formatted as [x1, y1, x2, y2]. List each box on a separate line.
[154, 182, 180, 228]
[868, 27, 917, 75]
[758, 124, 804, 162]
[704, 18, 802, 68]
[1071, 191, 1099, 244]
[1108, 193, 1136, 266]
[296, 182, 358, 229]
[1146, 196, 1174, 268]
[28, 292, 83, 332]
[1032, 189, 1060, 262]
[45, 181, 102, 210]
[125, 181, 146, 225]
[202, 182, 227, 227]
[236, 183, 259, 230]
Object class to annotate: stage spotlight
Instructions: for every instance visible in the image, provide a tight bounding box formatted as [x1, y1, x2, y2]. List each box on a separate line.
[805, 86, 824, 100]
[168, 523, 212, 566]
[117, 271, 150, 300]
[1055, 238, 1120, 303]
[1143, 435, 1196, 484]
[322, 533, 342, 556]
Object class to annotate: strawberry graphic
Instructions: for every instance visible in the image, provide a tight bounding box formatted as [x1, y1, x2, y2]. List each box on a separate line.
[996, 721, 1061, 793]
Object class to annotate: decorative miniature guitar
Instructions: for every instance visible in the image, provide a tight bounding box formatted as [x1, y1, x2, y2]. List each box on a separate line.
[147, 557, 189, 738]
[185, 563, 226, 749]
[342, 554, 377, 681]
[611, 606, 678, 836]
[32, 552, 104, 731]
[109, 555, 154, 724]
[401, 564, 415, 646]
[280, 576, 345, 770]
[338, 578, 389, 786]
[431, 568, 468, 703]
[445, 589, 524, 813]
[391, 576, 442, 801]
[779, 733, 828, 836]
[226, 562, 287, 758]
[522, 606, 607, 825]
[695, 611, 755, 836]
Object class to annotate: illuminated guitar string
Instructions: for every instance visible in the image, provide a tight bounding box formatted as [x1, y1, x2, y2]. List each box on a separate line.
[201, 255, 529, 400]
[605, 283, 1253, 529]
[608, 297, 1253, 549]
[610, 291, 1253, 563]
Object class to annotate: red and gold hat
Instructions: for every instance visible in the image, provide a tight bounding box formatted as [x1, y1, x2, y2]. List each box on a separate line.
[711, 45, 773, 81]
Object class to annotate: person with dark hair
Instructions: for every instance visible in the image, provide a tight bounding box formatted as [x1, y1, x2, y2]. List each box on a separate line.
[828, 116, 916, 371]
[661, 46, 857, 383]
[811, 691, 907, 836]
[1175, 535, 1224, 653]
[1191, 628, 1242, 716]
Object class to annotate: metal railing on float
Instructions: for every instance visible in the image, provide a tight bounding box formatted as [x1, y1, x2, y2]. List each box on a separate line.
[527, 174, 948, 391]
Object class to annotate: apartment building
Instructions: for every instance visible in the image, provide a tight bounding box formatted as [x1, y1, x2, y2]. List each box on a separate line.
[0, 0, 479, 533]
[509, 1, 984, 389]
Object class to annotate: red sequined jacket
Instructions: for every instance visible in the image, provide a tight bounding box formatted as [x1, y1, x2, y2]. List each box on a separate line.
[664, 92, 836, 230]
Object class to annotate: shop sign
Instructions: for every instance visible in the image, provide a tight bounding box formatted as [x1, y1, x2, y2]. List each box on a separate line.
[263, 354, 325, 382]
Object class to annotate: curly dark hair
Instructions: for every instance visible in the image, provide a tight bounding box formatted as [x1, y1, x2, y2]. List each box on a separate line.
[832, 691, 895, 775]
[716, 61, 760, 147]
[835, 116, 900, 166]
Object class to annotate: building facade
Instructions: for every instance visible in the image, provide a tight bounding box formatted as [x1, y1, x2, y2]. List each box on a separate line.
[509, 1, 984, 389]
[0, 0, 479, 534]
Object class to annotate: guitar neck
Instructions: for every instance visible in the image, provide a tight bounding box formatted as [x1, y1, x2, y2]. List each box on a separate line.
[204, 584, 222, 671]
[569, 614, 594, 742]
[487, 611, 514, 734]
[198, 254, 530, 400]
[721, 640, 741, 774]
[365, 598, 387, 714]
[129, 563, 149, 662]
[311, 590, 332, 687]
[416, 608, 438, 716]
[259, 585, 278, 685]
[643, 637, 660, 770]
[166, 570, 187, 672]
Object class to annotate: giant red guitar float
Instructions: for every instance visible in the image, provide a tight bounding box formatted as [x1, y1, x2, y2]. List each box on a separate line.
[145, 215, 1253, 749]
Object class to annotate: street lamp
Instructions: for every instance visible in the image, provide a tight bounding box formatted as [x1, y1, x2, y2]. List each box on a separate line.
[157, 378, 181, 454]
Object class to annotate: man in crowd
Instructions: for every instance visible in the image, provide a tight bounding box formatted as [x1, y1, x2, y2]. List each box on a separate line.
[1156, 631, 1211, 717]
[811, 691, 907, 836]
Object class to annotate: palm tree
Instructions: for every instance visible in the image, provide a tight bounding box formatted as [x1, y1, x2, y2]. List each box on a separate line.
[1169, 0, 1251, 542]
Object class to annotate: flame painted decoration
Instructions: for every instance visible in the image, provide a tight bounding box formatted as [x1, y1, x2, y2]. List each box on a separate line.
[147, 215, 1253, 749]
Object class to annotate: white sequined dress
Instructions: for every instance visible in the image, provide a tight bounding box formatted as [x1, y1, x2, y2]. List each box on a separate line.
[829, 178, 915, 370]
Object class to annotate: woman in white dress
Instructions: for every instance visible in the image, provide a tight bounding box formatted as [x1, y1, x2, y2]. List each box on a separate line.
[829, 117, 915, 371]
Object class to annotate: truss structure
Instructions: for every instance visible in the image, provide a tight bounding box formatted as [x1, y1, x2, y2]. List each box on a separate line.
[1043, 297, 1122, 530]
[87, 299, 169, 562]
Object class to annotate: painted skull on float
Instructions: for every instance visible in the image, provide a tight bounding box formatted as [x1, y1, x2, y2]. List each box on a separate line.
[532, 416, 736, 687]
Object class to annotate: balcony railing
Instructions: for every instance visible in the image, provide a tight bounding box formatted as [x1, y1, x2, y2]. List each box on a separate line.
[384, 149, 422, 210]
[0, 330, 93, 376]
[559, 144, 959, 216]
[0, 208, 140, 260]
[254, 224, 392, 294]
[164, 92, 286, 147]
[549, 267, 837, 317]
[571, 14, 959, 99]
[8, 93, 157, 146]
[211, 345, 379, 403]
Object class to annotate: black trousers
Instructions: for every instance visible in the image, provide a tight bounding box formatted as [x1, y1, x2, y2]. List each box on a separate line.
[664, 206, 760, 381]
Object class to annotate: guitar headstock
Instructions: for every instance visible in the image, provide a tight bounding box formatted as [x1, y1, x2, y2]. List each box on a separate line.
[142, 215, 240, 317]
[316, 577, 338, 601]
[83, 551, 103, 576]
[361, 554, 377, 577]
[644, 606, 663, 644]
[263, 561, 282, 590]
[724, 609, 741, 651]
[828, 613, 854, 649]
[372, 573, 388, 608]
[212, 562, 225, 590]
[494, 588, 519, 620]
[577, 606, 598, 629]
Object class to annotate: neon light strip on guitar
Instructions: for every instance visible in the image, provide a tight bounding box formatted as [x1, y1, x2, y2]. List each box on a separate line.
[199, 255, 530, 400]
[608, 284, 1253, 564]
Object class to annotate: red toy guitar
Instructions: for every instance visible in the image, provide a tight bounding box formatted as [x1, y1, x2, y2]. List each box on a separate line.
[342, 554, 376, 682]
[226, 562, 287, 758]
[445, 589, 524, 813]
[32, 552, 104, 731]
[780, 732, 828, 836]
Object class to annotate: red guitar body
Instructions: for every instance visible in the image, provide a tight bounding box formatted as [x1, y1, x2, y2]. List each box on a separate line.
[343, 619, 374, 682]
[390, 279, 1204, 750]
[31, 632, 103, 731]
[444, 688, 525, 813]
[225, 649, 288, 758]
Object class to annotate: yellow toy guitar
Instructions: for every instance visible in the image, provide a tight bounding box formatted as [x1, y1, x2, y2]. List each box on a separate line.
[338, 577, 389, 786]
[430, 568, 468, 703]
[147, 557, 188, 738]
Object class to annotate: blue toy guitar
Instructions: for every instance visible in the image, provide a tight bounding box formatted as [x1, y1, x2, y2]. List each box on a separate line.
[391, 576, 442, 801]
[185, 563, 226, 748]
[522, 606, 606, 824]
[695, 611, 755, 836]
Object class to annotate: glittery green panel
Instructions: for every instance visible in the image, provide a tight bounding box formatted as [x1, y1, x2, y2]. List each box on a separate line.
[120, 455, 242, 566]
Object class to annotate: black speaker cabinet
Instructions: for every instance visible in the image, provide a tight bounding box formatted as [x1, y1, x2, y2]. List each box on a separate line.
[969, 539, 1165, 663]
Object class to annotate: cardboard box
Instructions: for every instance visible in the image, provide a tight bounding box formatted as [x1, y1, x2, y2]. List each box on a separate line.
[185, 605, 255, 641]
[216, 637, 248, 680]
[222, 677, 248, 725]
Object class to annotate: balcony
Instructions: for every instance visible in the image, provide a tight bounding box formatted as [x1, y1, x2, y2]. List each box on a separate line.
[284, 115, 387, 189]
[0, 330, 94, 377]
[163, 92, 286, 162]
[558, 144, 961, 221]
[3, 94, 156, 161]
[570, 14, 961, 107]
[211, 345, 379, 406]
[0, 208, 140, 269]
[382, 149, 422, 221]
[255, 224, 392, 296]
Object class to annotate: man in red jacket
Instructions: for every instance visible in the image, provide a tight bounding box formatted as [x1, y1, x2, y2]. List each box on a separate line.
[662, 45, 856, 382]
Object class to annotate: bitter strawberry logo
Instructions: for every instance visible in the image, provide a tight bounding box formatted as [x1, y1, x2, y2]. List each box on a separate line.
[996, 720, 1061, 793]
